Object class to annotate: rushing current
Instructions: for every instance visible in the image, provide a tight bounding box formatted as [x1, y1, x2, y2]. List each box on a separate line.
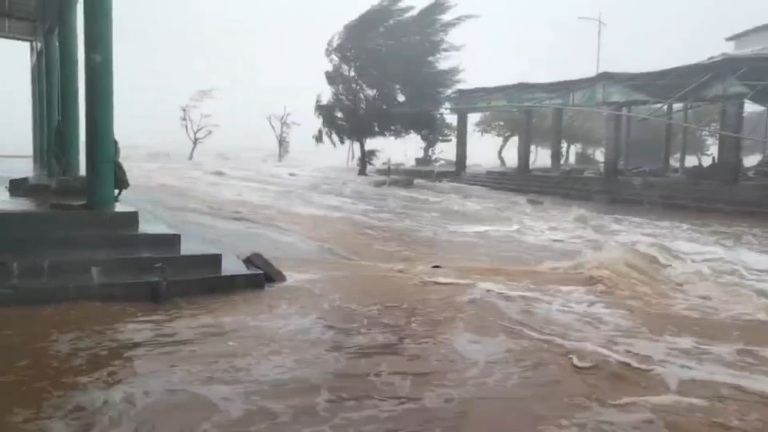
[2, 147, 768, 431]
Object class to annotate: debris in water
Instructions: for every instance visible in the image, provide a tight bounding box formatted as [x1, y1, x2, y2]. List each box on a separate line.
[568, 354, 597, 370]
[242, 252, 287, 284]
[371, 176, 415, 188]
[608, 395, 709, 407]
[419, 277, 473, 286]
[526, 198, 544, 206]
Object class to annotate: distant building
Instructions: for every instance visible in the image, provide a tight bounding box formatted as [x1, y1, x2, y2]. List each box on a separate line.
[725, 23, 768, 55]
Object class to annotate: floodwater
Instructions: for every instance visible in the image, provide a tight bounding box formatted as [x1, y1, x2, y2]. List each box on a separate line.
[2, 150, 768, 431]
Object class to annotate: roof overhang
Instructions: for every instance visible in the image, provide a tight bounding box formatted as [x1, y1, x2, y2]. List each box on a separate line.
[450, 56, 768, 112]
[725, 23, 768, 42]
[0, 0, 38, 42]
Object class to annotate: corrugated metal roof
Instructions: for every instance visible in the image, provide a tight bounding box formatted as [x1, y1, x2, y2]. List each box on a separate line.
[450, 56, 768, 110]
[725, 23, 768, 42]
[0, 0, 38, 42]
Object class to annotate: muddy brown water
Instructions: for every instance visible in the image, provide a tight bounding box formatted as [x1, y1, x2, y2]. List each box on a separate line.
[2, 159, 768, 431]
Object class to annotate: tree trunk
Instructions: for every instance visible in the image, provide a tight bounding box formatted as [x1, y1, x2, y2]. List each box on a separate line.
[188, 143, 198, 161]
[532, 145, 539, 165]
[357, 140, 367, 176]
[422, 142, 432, 160]
[497, 135, 512, 167]
[563, 142, 572, 165]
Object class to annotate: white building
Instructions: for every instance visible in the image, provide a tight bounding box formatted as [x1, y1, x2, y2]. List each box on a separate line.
[725, 23, 768, 55]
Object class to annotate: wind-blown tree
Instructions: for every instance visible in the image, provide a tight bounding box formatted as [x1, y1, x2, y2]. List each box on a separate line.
[475, 109, 555, 167]
[180, 89, 217, 161]
[476, 111, 522, 167]
[561, 110, 604, 164]
[267, 107, 299, 162]
[386, 0, 473, 161]
[416, 113, 455, 165]
[314, 0, 473, 175]
[624, 104, 716, 168]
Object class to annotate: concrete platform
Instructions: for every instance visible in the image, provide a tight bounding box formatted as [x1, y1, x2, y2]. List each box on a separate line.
[451, 171, 768, 216]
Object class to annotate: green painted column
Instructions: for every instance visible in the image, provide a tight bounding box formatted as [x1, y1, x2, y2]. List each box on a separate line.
[43, 27, 60, 178]
[455, 112, 468, 174]
[30, 43, 40, 175]
[58, 0, 80, 177]
[517, 108, 533, 174]
[36, 47, 48, 176]
[84, 0, 115, 210]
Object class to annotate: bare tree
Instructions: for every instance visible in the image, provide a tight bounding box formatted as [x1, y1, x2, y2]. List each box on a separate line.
[180, 89, 218, 160]
[267, 107, 299, 162]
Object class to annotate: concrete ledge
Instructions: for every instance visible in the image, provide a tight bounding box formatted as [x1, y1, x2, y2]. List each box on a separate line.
[0, 233, 181, 259]
[374, 167, 458, 180]
[8, 176, 51, 198]
[4, 253, 223, 284]
[8, 176, 88, 198]
[452, 172, 768, 216]
[0, 272, 266, 306]
[0, 210, 140, 236]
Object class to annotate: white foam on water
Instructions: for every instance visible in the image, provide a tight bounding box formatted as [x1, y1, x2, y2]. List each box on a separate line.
[473, 278, 768, 396]
[33, 146, 768, 430]
[447, 225, 521, 234]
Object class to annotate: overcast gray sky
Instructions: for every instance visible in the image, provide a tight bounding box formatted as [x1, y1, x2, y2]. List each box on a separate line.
[0, 0, 765, 164]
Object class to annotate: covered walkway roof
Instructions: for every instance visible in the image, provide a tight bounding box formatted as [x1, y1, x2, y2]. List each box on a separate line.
[0, 0, 37, 41]
[450, 55, 768, 113]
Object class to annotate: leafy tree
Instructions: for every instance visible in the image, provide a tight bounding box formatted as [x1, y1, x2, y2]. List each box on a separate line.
[267, 107, 299, 162]
[624, 104, 716, 167]
[561, 110, 604, 163]
[416, 113, 455, 165]
[475, 111, 523, 167]
[314, 0, 473, 175]
[180, 89, 218, 161]
[475, 109, 563, 167]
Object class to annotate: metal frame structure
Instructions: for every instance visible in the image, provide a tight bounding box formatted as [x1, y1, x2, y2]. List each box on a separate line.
[448, 55, 768, 185]
[4, 0, 115, 210]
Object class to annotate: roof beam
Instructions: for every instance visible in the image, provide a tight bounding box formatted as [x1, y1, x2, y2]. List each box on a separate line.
[0, 16, 35, 41]
[0, 11, 35, 23]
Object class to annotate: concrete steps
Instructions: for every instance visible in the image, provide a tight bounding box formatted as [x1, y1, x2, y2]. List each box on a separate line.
[0, 205, 267, 305]
[4, 254, 223, 284]
[0, 233, 182, 259]
[0, 210, 139, 236]
[0, 272, 266, 306]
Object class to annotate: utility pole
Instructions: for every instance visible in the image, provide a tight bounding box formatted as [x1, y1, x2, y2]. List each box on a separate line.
[578, 13, 606, 74]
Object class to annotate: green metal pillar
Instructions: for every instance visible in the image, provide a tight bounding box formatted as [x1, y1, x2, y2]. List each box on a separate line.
[43, 27, 60, 178]
[455, 112, 468, 174]
[36, 46, 48, 176]
[30, 43, 40, 175]
[84, 0, 115, 210]
[662, 103, 673, 172]
[517, 108, 533, 174]
[58, 0, 80, 177]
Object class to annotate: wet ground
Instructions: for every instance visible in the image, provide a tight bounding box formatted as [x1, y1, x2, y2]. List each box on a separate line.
[2, 153, 768, 431]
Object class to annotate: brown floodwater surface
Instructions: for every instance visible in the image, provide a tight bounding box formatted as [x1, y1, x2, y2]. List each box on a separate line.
[2, 157, 768, 431]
